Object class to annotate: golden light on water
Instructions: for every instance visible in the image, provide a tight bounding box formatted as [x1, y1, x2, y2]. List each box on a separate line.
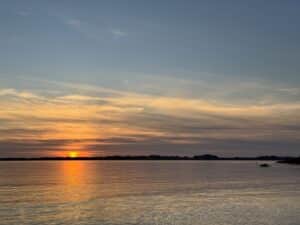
[61, 161, 85, 184]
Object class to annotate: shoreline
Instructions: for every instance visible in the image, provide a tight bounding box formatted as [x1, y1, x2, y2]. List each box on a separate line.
[0, 155, 298, 162]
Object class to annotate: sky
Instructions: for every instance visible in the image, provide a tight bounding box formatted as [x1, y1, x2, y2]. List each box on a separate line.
[0, 0, 300, 157]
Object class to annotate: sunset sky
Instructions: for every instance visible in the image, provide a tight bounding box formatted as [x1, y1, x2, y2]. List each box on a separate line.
[1, 0, 300, 157]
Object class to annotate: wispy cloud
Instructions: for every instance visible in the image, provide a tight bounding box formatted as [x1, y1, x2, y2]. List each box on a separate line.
[0, 88, 41, 99]
[65, 19, 82, 29]
[0, 77, 300, 157]
[110, 29, 128, 38]
[63, 18, 128, 40]
[63, 18, 101, 40]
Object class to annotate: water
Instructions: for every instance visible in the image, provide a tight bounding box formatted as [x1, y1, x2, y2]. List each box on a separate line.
[0, 161, 299, 225]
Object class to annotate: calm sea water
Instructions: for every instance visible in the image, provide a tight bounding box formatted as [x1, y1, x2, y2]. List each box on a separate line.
[0, 161, 299, 225]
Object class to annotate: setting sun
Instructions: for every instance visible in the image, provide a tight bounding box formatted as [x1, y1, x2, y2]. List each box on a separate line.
[68, 151, 78, 158]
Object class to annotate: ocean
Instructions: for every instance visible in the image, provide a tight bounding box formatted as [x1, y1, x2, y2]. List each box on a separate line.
[0, 160, 299, 225]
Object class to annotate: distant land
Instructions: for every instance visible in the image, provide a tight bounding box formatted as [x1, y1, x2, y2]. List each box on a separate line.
[278, 157, 300, 165]
[0, 154, 299, 164]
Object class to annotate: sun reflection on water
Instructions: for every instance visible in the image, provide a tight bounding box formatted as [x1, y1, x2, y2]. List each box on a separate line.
[61, 161, 86, 186]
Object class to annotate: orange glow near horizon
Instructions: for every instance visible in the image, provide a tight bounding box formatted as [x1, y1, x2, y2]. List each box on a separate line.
[68, 151, 79, 158]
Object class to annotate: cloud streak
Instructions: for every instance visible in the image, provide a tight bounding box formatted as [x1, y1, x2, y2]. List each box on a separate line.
[63, 18, 128, 40]
[110, 29, 127, 38]
[0, 78, 300, 157]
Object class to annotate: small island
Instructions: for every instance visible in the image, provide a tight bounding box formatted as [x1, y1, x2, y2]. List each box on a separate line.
[260, 163, 271, 168]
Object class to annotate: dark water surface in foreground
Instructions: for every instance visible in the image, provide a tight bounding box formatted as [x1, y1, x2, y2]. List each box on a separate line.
[0, 161, 299, 225]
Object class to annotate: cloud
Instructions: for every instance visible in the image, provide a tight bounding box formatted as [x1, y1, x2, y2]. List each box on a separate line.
[65, 19, 82, 28]
[0, 77, 300, 157]
[0, 88, 41, 99]
[110, 29, 128, 38]
[56, 94, 106, 104]
[63, 18, 128, 40]
[64, 18, 99, 39]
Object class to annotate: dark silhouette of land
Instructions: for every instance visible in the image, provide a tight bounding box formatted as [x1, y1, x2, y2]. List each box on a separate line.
[278, 157, 300, 165]
[0, 154, 298, 164]
[259, 163, 271, 167]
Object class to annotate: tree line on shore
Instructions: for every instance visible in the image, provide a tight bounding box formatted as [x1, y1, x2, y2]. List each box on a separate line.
[0, 154, 299, 164]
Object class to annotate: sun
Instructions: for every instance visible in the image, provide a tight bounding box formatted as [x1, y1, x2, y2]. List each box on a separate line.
[68, 151, 78, 158]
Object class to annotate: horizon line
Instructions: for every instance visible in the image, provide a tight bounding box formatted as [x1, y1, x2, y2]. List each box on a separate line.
[0, 154, 298, 161]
